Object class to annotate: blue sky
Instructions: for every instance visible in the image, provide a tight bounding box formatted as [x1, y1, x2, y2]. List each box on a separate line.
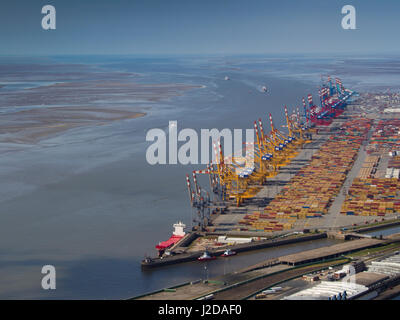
[1, 0, 399, 55]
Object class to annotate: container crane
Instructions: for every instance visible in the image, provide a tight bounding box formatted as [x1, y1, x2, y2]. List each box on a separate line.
[185, 174, 211, 230]
[268, 113, 298, 161]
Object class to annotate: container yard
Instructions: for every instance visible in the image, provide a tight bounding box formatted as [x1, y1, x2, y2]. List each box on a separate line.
[4, 0, 400, 302]
[357, 156, 380, 179]
[239, 118, 372, 233]
[340, 118, 400, 218]
[341, 178, 400, 217]
[136, 78, 400, 300]
[367, 119, 400, 155]
[145, 77, 347, 260]
[142, 80, 400, 302]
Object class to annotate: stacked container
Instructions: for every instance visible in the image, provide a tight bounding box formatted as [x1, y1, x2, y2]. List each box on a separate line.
[239, 118, 372, 231]
[341, 178, 400, 216]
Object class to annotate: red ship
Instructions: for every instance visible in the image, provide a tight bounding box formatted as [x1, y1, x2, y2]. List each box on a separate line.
[155, 222, 186, 256]
[303, 77, 354, 127]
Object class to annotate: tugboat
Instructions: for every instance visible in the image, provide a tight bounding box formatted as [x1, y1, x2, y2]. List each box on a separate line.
[198, 251, 216, 261]
[221, 248, 237, 257]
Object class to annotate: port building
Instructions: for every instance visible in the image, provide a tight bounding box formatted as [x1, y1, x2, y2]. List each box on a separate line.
[283, 281, 368, 300]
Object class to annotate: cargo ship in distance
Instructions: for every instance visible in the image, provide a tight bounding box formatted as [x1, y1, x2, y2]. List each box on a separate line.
[305, 76, 354, 126]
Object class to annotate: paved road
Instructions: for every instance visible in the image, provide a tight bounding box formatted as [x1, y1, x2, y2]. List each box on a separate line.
[323, 123, 375, 230]
[324, 146, 367, 229]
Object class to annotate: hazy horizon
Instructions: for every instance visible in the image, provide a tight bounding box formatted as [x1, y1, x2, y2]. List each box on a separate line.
[1, 0, 400, 56]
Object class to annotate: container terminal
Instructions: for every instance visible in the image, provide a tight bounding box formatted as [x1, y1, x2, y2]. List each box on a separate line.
[138, 77, 400, 299]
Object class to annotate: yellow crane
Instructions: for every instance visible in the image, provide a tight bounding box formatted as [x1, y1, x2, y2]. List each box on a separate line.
[268, 113, 298, 162]
[190, 106, 311, 207]
[253, 120, 281, 177]
[284, 106, 304, 147]
[256, 118, 289, 169]
[212, 141, 260, 207]
[286, 105, 312, 144]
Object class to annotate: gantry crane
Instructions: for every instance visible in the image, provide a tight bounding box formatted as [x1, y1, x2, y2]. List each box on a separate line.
[185, 105, 313, 208]
[212, 140, 261, 206]
[186, 173, 211, 230]
[284, 105, 311, 145]
[268, 113, 299, 161]
[257, 117, 290, 169]
[248, 120, 276, 185]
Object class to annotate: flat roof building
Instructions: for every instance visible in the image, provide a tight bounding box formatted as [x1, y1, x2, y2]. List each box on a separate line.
[278, 239, 382, 266]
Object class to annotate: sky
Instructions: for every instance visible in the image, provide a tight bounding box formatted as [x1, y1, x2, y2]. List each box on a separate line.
[1, 0, 400, 55]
